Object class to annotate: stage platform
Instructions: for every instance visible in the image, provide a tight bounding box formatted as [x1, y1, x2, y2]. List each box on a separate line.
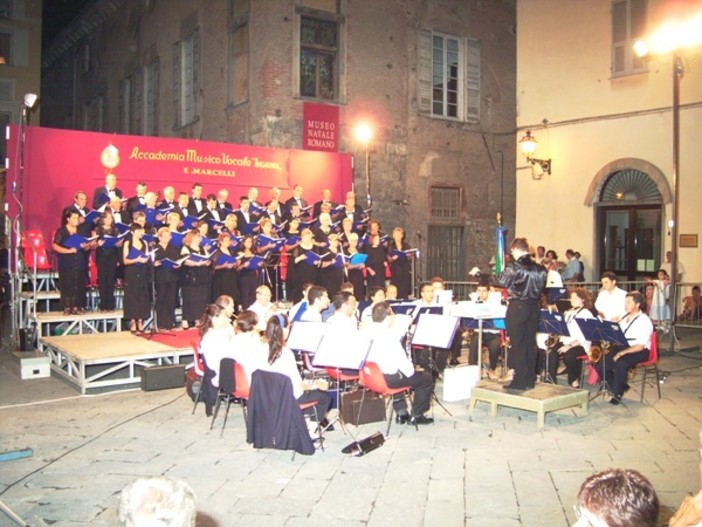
[39, 331, 195, 394]
[469, 381, 589, 428]
[30, 310, 124, 351]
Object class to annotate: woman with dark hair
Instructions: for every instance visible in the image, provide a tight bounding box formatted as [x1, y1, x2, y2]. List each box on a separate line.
[122, 223, 151, 333]
[211, 233, 239, 307]
[230, 310, 266, 381]
[180, 229, 212, 329]
[236, 236, 260, 311]
[317, 233, 344, 297]
[261, 314, 333, 429]
[94, 211, 122, 312]
[290, 228, 319, 304]
[198, 302, 235, 388]
[344, 232, 366, 301]
[52, 210, 90, 315]
[363, 220, 387, 291]
[541, 287, 594, 387]
[387, 226, 412, 299]
[152, 227, 182, 331]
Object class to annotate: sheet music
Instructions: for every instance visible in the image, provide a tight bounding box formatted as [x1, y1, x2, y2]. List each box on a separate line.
[311, 332, 372, 369]
[286, 321, 327, 352]
[411, 313, 459, 348]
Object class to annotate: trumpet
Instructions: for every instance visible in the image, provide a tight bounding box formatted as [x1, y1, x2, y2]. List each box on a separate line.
[588, 341, 612, 363]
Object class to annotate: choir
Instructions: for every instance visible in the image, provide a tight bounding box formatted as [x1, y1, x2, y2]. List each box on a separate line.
[53, 178, 418, 330]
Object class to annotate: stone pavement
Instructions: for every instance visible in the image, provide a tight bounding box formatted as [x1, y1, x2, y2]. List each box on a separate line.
[1, 334, 701, 527]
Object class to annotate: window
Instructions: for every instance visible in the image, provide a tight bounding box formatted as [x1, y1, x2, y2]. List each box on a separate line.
[612, 0, 647, 77]
[173, 30, 200, 127]
[427, 187, 464, 281]
[119, 76, 131, 134]
[0, 1, 11, 20]
[430, 187, 461, 221]
[143, 59, 159, 135]
[82, 39, 94, 74]
[0, 30, 10, 64]
[228, 0, 249, 107]
[83, 95, 104, 132]
[299, 16, 338, 100]
[417, 30, 480, 122]
[0, 110, 11, 162]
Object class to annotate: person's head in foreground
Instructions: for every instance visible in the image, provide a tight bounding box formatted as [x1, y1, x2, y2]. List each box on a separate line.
[573, 468, 659, 527]
[118, 476, 196, 527]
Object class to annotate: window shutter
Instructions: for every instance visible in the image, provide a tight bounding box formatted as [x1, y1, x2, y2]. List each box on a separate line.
[465, 37, 480, 123]
[133, 67, 143, 134]
[151, 59, 160, 135]
[416, 29, 432, 115]
[192, 29, 201, 120]
[13, 28, 29, 67]
[118, 80, 125, 132]
[173, 41, 181, 127]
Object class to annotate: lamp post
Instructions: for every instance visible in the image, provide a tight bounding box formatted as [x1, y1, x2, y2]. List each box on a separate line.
[635, 8, 702, 351]
[354, 123, 373, 209]
[518, 130, 552, 179]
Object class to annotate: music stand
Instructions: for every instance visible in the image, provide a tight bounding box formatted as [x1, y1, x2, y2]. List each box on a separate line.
[538, 310, 570, 384]
[312, 332, 372, 435]
[411, 313, 459, 416]
[576, 319, 628, 401]
[461, 316, 505, 376]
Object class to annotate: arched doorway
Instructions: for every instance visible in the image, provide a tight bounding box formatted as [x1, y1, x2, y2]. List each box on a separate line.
[588, 162, 670, 281]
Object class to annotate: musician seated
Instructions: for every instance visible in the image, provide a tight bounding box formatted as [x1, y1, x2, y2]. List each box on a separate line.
[288, 282, 313, 323]
[604, 291, 654, 405]
[360, 286, 385, 326]
[299, 285, 330, 322]
[198, 302, 235, 388]
[413, 282, 450, 372]
[541, 288, 594, 388]
[365, 302, 434, 425]
[385, 284, 398, 301]
[468, 284, 503, 377]
[230, 311, 268, 384]
[326, 291, 359, 333]
[247, 285, 277, 331]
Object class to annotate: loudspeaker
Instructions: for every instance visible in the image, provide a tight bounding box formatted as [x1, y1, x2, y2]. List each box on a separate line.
[140, 365, 185, 391]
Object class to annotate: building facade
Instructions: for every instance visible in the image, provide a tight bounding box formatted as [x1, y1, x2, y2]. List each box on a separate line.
[516, 0, 701, 284]
[40, 0, 517, 282]
[0, 0, 41, 199]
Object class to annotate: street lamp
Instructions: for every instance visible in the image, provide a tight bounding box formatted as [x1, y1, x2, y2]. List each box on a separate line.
[518, 130, 552, 178]
[635, 7, 702, 350]
[354, 123, 373, 208]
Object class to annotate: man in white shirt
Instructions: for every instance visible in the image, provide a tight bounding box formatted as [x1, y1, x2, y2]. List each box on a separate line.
[604, 291, 654, 405]
[365, 302, 434, 425]
[595, 271, 628, 322]
[299, 286, 329, 322]
[247, 285, 277, 331]
[562, 249, 580, 282]
[326, 291, 358, 332]
[660, 250, 684, 282]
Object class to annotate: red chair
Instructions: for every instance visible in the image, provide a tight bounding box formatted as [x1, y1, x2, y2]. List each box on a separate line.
[216, 362, 251, 436]
[21, 230, 52, 270]
[359, 362, 416, 436]
[299, 400, 324, 453]
[636, 330, 661, 402]
[190, 341, 206, 414]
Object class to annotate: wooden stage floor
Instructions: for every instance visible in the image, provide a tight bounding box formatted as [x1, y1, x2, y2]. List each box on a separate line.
[40, 331, 194, 394]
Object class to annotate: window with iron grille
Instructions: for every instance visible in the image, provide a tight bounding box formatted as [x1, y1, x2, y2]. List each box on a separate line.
[430, 186, 461, 221]
[612, 0, 647, 77]
[173, 29, 200, 128]
[299, 16, 337, 100]
[143, 59, 159, 135]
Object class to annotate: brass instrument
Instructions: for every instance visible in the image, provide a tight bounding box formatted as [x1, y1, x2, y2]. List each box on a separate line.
[588, 341, 612, 363]
[547, 334, 560, 349]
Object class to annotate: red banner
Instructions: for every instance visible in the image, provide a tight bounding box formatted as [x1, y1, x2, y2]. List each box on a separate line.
[5, 126, 352, 246]
[303, 102, 339, 152]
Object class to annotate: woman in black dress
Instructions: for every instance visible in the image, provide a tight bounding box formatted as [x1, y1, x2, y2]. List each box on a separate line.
[388, 227, 413, 299]
[283, 216, 301, 302]
[290, 228, 319, 303]
[363, 231, 387, 291]
[122, 223, 151, 333]
[180, 229, 213, 329]
[94, 211, 122, 312]
[344, 232, 366, 301]
[256, 217, 282, 300]
[313, 212, 333, 248]
[52, 210, 89, 315]
[236, 235, 261, 311]
[318, 233, 344, 296]
[152, 227, 182, 331]
[212, 232, 239, 307]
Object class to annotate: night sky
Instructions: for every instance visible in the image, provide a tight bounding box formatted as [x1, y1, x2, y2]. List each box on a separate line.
[42, 0, 93, 50]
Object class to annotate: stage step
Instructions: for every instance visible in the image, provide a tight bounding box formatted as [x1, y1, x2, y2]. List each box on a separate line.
[29, 310, 125, 352]
[469, 381, 589, 428]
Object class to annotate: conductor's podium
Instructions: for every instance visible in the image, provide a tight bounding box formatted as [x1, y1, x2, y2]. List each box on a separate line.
[469, 381, 589, 428]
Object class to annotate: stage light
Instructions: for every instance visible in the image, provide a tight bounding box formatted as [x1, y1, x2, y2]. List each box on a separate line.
[518, 130, 552, 178]
[23, 93, 38, 109]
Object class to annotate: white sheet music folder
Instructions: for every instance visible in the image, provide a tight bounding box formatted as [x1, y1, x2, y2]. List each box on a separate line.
[411, 313, 459, 348]
[312, 332, 372, 370]
[286, 322, 327, 353]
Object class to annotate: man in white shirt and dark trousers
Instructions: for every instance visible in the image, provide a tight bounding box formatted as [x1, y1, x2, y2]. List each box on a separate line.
[605, 291, 654, 405]
[595, 271, 627, 322]
[366, 302, 434, 425]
